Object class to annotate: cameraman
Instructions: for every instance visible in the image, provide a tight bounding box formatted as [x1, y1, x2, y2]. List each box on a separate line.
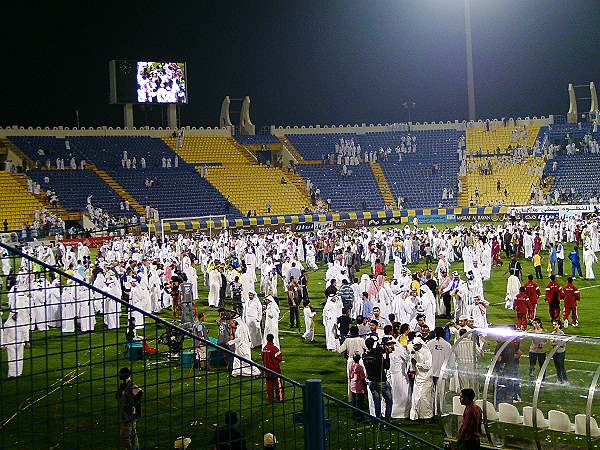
[362, 337, 393, 425]
[116, 368, 143, 449]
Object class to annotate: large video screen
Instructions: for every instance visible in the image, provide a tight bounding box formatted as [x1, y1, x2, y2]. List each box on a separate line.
[136, 61, 188, 104]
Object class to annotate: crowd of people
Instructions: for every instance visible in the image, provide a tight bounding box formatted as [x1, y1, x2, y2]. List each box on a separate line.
[323, 135, 419, 171]
[1, 215, 599, 449]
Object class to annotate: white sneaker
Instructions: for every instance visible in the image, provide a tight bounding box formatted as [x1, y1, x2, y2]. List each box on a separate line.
[563, 320, 568, 328]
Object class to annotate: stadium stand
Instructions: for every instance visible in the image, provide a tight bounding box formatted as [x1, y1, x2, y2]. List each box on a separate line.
[235, 133, 281, 145]
[544, 152, 600, 202]
[204, 165, 311, 215]
[377, 130, 462, 208]
[0, 172, 52, 229]
[466, 124, 540, 153]
[9, 135, 87, 165]
[286, 129, 462, 209]
[296, 164, 385, 211]
[9, 135, 242, 219]
[462, 156, 546, 206]
[67, 136, 178, 170]
[27, 169, 134, 217]
[109, 167, 241, 218]
[163, 135, 255, 164]
[286, 133, 357, 161]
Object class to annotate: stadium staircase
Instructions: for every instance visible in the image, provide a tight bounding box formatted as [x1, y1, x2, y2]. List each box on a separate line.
[370, 162, 395, 207]
[90, 165, 146, 216]
[276, 135, 310, 163]
[285, 170, 313, 204]
[458, 175, 469, 206]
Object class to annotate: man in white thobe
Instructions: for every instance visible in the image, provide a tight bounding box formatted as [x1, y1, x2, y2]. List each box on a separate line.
[323, 295, 343, 351]
[228, 319, 261, 377]
[244, 291, 263, 348]
[3, 310, 29, 378]
[262, 296, 280, 349]
[409, 337, 434, 420]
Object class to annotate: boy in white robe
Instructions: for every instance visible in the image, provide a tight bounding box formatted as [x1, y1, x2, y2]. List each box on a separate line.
[302, 299, 316, 342]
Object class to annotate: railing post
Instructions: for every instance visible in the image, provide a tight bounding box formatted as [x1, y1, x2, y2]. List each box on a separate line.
[303, 379, 325, 450]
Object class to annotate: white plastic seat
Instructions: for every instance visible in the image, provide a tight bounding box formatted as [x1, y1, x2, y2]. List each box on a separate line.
[453, 396, 465, 415]
[498, 403, 522, 424]
[575, 414, 600, 437]
[548, 410, 574, 432]
[523, 406, 549, 428]
[476, 400, 498, 421]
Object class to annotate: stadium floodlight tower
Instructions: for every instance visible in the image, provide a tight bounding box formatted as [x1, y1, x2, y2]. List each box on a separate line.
[438, 326, 600, 449]
[464, 0, 476, 121]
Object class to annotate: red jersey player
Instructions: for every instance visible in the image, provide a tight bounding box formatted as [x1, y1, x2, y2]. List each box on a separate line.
[561, 277, 581, 328]
[513, 287, 529, 330]
[524, 274, 541, 322]
[262, 333, 284, 402]
[545, 275, 562, 322]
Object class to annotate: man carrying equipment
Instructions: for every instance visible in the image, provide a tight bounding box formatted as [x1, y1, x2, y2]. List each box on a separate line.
[116, 367, 143, 450]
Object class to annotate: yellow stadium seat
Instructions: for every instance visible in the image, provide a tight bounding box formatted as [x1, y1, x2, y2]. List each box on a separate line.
[462, 156, 546, 206]
[466, 125, 540, 154]
[203, 165, 311, 215]
[0, 173, 51, 229]
[163, 136, 254, 164]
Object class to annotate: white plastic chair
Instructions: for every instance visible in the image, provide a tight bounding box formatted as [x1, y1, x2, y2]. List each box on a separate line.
[476, 400, 498, 421]
[575, 414, 600, 437]
[498, 402, 522, 424]
[453, 395, 465, 415]
[523, 406, 549, 428]
[548, 410, 574, 432]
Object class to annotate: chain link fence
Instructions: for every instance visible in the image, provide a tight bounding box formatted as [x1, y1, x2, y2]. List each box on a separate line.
[0, 241, 439, 449]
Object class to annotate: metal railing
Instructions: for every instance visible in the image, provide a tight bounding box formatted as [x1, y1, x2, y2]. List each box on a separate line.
[0, 242, 440, 449]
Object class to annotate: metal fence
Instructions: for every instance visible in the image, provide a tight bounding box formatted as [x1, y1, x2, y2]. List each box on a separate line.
[0, 242, 440, 449]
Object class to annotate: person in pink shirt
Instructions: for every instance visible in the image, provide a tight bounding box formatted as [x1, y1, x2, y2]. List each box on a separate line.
[349, 353, 367, 422]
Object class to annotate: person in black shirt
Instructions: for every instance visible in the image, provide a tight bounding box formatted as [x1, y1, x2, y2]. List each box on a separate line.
[507, 255, 522, 281]
[424, 271, 438, 300]
[362, 337, 393, 424]
[322, 279, 338, 305]
[324, 279, 337, 298]
[215, 410, 247, 450]
[336, 308, 352, 344]
[230, 276, 243, 315]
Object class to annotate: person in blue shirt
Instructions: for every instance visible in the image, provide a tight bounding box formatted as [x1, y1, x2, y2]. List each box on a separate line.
[361, 292, 374, 320]
[549, 243, 557, 276]
[569, 246, 583, 278]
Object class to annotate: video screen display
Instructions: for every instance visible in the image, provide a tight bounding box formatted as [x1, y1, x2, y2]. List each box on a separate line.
[136, 62, 188, 104]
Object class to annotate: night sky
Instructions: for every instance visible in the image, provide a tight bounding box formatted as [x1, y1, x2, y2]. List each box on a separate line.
[2, 0, 600, 129]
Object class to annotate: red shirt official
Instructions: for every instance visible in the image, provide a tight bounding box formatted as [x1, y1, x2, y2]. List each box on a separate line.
[525, 280, 541, 304]
[561, 282, 580, 308]
[513, 292, 529, 313]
